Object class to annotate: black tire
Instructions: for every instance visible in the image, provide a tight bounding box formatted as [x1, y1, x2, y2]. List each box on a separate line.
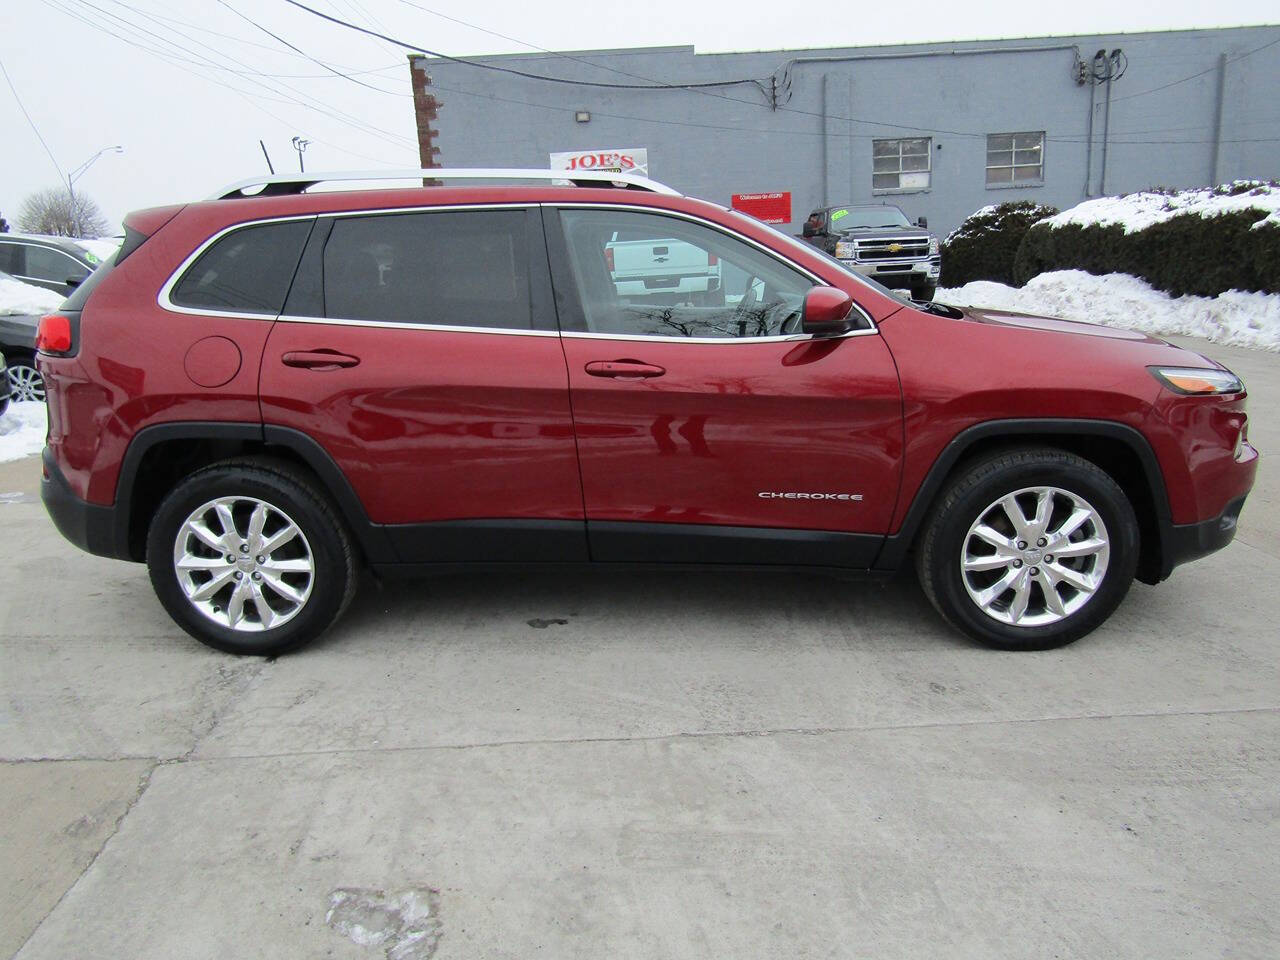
[146, 458, 358, 656]
[910, 282, 937, 302]
[915, 448, 1138, 650]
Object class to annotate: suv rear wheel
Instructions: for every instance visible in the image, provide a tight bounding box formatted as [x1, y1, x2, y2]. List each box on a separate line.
[146, 459, 357, 655]
[916, 448, 1138, 650]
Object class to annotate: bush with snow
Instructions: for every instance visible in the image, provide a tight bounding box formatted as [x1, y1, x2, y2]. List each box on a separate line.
[940, 201, 1058, 288]
[1014, 181, 1280, 297]
[939, 270, 1280, 352]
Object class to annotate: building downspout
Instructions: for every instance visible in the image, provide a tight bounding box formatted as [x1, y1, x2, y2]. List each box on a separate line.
[1210, 52, 1228, 186]
[1100, 52, 1116, 196]
[1083, 68, 1098, 196]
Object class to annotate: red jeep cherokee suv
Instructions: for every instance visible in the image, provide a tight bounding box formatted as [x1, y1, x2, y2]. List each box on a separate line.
[37, 169, 1257, 655]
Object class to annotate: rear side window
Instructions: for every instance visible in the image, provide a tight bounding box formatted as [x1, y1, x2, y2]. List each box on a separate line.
[322, 210, 532, 329]
[0, 242, 20, 275]
[170, 219, 312, 314]
[25, 245, 90, 284]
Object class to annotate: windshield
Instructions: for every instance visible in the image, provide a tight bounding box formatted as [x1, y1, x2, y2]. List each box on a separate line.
[829, 205, 912, 230]
[725, 210, 915, 307]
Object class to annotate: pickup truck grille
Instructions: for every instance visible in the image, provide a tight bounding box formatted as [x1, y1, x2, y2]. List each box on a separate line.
[853, 237, 930, 263]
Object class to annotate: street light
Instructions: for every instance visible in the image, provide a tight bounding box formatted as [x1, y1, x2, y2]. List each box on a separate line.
[67, 145, 124, 203]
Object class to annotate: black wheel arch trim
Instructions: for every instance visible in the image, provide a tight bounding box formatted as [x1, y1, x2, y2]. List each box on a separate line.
[110, 421, 395, 563]
[873, 418, 1174, 577]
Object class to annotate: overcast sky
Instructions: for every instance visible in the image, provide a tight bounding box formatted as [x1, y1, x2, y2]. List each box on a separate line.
[3, 0, 1277, 231]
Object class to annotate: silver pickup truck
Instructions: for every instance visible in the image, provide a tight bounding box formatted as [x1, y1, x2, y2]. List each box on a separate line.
[801, 202, 941, 301]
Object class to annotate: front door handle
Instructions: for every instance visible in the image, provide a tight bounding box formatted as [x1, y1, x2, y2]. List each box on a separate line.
[282, 349, 361, 370]
[584, 360, 666, 379]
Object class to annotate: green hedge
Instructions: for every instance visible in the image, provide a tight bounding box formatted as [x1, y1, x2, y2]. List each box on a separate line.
[939, 201, 1058, 287]
[1014, 202, 1280, 297]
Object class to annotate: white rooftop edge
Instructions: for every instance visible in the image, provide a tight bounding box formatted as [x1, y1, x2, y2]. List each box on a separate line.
[208, 168, 682, 200]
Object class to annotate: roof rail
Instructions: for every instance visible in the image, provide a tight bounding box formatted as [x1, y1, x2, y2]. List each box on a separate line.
[208, 168, 682, 200]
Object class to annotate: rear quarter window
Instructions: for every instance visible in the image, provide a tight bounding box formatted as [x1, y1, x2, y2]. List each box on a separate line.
[169, 219, 313, 314]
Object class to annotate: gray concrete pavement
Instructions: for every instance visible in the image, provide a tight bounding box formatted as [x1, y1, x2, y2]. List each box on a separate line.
[1, 336, 1276, 959]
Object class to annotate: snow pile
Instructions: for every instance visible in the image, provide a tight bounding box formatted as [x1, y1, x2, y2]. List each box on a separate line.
[0, 273, 63, 316]
[1041, 181, 1280, 233]
[0, 401, 47, 463]
[76, 237, 122, 264]
[938, 270, 1280, 351]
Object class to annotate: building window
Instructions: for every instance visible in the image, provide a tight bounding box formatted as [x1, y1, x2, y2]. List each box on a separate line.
[986, 132, 1045, 187]
[872, 138, 931, 192]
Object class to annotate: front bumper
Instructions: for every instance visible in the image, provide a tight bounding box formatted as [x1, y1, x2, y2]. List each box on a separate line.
[839, 257, 940, 289]
[1158, 494, 1248, 580]
[41, 447, 130, 561]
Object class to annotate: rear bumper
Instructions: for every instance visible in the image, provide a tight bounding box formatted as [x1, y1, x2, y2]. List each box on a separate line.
[1158, 494, 1248, 580]
[41, 447, 131, 561]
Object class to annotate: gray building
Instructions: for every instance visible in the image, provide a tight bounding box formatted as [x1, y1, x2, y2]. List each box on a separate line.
[410, 25, 1280, 234]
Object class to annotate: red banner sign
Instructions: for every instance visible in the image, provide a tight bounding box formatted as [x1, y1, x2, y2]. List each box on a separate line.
[731, 192, 792, 224]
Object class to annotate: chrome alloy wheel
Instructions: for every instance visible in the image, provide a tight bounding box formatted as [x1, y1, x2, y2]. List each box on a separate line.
[172, 496, 314, 632]
[7, 364, 45, 403]
[960, 486, 1111, 627]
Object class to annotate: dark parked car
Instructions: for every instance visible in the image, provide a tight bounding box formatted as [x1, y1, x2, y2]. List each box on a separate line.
[0, 351, 10, 417]
[37, 169, 1257, 656]
[802, 203, 941, 301]
[0, 233, 106, 296]
[0, 301, 44, 403]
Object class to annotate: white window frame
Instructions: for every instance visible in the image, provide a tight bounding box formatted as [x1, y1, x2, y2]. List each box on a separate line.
[871, 138, 932, 194]
[986, 131, 1045, 189]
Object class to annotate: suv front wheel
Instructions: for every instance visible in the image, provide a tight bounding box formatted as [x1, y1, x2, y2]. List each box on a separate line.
[916, 448, 1138, 650]
[146, 459, 357, 655]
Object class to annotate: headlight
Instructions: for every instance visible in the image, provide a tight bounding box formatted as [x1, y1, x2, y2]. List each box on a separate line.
[834, 241, 854, 259]
[1149, 366, 1244, 395]
[928, 237, 940, 256]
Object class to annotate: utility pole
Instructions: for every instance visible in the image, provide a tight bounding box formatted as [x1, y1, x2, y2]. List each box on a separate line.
[67, 145, 124, 205]
[291, 136, 310, 173]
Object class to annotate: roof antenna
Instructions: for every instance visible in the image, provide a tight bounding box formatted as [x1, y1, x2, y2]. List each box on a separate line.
[259, 140, 275, 175]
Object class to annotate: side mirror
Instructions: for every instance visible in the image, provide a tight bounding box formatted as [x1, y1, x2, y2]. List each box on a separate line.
[801, 286, 854, 336]
[66, 277, 83, 289]
[916, 216, 928, 229]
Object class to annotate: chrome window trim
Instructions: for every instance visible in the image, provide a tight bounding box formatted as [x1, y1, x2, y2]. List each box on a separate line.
[157, 204, 540, 322]
[157, 213, 319, 319]
[547, 202, 879, 342]
[156, 201, 880, 344]
[274, 314, 559, 337]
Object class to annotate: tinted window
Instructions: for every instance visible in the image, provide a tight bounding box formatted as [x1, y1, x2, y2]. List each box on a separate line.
[558, 209, 812, 339]
[171, 219, 312, 314]
[0, 242, 19, 275]
[24, 245, 89, 284]
[323, 210, 532, 329]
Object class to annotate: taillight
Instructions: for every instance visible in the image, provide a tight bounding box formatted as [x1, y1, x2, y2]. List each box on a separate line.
[708, 253, 718, 266]
[36, 314, 74, 355]
[604, 247, 615, 272]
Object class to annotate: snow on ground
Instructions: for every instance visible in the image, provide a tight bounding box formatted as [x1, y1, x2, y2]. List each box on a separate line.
[1040, 180, 1280, 233]
[938, 270, 1280, 352]
[0, 273, 63, 316]
[0, 401, 47, 463]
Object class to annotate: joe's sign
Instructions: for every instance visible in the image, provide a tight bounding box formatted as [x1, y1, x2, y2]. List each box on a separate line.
[731, 192, 792, 224]
[550, 149, 649, 176]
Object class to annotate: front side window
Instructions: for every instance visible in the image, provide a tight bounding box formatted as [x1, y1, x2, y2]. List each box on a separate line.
[987, 132, 1045, 186]
[557, 208, 813, 339]
[170, 219, 312, 313]
[873, 138, 931, 192]
[322, 210, 532, 329]
[23, 245, 89, 285]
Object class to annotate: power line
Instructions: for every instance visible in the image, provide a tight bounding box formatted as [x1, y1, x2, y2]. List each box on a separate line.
[0, 57, 65, 181]
[53, 0, 414, 147]
[281, 0, 770, 93]
[391, 0, 767, 98]
[215, 0, 410, 97]
[1109, 33, 1280, 103]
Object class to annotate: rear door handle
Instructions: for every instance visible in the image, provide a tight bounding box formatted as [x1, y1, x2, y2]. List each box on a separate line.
[282, 350, 360, 370]
[584, 360, 666, 379]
